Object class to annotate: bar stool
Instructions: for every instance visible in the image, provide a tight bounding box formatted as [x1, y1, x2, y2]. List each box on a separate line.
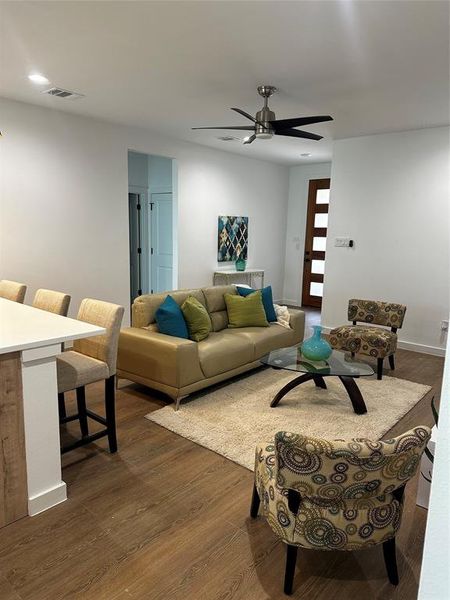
[0, 280, 27, 303]
[32, 288, 71, 316]
[56, 298, 124, 454]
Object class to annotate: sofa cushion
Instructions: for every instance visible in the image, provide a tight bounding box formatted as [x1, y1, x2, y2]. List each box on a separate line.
[155, 295, 189, 339]
[236, 285, 277, 322]
[209, 310, 229, 332]
[197, 330, 254, 378]
[181, 295, 212, 342]
[232, 323, 294, 359]
[202, 285, 236, 313]
[225, 291, 269, 328]
[133, 289, 206, 328]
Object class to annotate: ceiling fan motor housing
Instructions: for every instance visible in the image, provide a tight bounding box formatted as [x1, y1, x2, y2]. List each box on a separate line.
[255, 107, 275, 138]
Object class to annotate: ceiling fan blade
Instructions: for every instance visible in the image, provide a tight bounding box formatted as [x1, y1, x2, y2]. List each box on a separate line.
[271, 116, 333, 130]
[191, 126, 255, 131]
[231, 108, 257, 123]
[243, 134, 256, 145]
[275, 129, 323, 141]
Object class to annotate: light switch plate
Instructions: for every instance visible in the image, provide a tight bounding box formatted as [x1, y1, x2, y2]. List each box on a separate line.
[335, 237, 351, 247]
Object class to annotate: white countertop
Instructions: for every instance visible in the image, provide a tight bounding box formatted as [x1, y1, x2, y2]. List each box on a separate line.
[0, 298, 105, 354]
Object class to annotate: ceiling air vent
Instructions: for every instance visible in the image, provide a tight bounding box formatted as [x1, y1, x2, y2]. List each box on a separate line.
[41, 87, 85, 100]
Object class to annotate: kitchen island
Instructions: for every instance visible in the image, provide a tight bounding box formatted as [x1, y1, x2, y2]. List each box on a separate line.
[0, 298, 105, 526]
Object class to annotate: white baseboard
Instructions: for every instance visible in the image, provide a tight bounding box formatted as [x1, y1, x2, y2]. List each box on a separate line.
[28, 481, 67, 517]
[278, 299, 301, 307]
[320, 326, 446, 357]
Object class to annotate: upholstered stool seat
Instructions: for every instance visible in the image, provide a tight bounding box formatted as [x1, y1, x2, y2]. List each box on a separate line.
[329, 325, 397, 358]
[329, 299, 407, 380]
[57, 351, 109, 393]
[56, 298, 124, 454]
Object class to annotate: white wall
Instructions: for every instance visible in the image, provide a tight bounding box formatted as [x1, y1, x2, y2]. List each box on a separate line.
[322, 126, 449, 354]
[0, 98, 289, 324]
[282, 162, 332, 305]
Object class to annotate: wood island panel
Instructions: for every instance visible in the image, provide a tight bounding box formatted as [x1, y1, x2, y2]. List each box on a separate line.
[0, 352, 28, 527]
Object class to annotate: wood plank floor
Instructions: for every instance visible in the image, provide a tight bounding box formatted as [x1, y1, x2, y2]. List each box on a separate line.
[0, 349, 443, 600]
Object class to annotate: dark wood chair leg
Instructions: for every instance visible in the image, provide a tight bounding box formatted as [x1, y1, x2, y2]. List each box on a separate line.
[383, 537, 399, 585]
[58, 392, 66, 420]
[377, 358, 384, 380]
[388, 354, 395, 370]
[76, 386, 89, 437]
[105, 375, 117, 453]
[250, 484, 260, 518]
[284, 544, 298, 595]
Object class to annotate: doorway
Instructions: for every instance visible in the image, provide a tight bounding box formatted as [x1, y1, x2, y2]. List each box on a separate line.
[128, 151, 176, 304]
[301, 178, 331, 309]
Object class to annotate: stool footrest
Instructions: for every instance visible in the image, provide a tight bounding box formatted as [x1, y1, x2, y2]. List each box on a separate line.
[86, 409, 107, 426]
[61, 429, 108, 454]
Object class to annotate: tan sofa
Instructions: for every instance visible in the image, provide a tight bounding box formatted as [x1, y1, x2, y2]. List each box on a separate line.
[117, 285, 305, 409]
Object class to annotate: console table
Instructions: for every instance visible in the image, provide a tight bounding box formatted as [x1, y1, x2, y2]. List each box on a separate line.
[213, 269, 264, 289]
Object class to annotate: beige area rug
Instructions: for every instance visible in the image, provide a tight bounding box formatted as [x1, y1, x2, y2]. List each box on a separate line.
[145, 368, 431, 471]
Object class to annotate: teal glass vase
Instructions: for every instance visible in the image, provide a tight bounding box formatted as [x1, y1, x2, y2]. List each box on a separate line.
[235, 257, 246, 271]
[301, 325, 332, 361]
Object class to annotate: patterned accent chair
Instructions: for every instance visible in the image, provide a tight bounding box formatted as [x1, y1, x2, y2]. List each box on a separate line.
[329, 299, 407, 380]
[251, 426, 430, 595]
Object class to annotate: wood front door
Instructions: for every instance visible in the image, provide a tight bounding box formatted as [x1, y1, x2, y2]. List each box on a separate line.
[301, 178, 331, 308]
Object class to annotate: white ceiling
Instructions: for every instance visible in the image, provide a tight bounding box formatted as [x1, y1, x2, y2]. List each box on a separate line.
[1, 1, 449, 165]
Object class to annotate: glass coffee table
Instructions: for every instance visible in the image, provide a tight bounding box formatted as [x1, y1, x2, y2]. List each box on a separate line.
[260, 347, 374, 414]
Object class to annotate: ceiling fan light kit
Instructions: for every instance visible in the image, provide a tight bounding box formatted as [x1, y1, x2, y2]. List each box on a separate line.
[192, 85, 333, 145]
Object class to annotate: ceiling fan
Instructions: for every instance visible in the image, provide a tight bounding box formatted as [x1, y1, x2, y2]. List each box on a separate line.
[192, 85, 333, 145]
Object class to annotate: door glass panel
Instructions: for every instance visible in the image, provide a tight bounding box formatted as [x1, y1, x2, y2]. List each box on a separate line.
[312, 236, 327, 252]
[314, 213, 328, 228]
[316, 189, 330, 204]
[311, 259, 325, 275]
[310, 282, 323, 297]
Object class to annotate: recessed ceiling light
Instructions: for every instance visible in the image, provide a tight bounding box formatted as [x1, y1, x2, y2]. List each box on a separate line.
[300, 153, 311, 157]
[28, 73, 50, 85]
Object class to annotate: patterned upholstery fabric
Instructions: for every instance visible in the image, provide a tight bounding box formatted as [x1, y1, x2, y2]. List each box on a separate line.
[0, 280, 27, 303]
[254, 427, 430, 551]
[348, 299, 406, 329]
[329, 325, 397, 358]
[32, 289, 71, 316]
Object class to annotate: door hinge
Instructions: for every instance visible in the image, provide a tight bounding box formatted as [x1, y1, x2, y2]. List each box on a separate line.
[137, 247, 142, 254]
[151, 289, 154, 293]
[137, 203, 141, 211]
[138, 289, 142, 296]
[151, 247, 154, 255]
[150, 202, 154, 211]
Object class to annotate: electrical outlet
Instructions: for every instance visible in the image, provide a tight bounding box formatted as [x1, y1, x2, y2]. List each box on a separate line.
[441, 320, 449, 331]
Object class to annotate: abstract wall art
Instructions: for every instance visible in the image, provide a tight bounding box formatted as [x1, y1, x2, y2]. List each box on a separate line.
[217, 216, 248, 262]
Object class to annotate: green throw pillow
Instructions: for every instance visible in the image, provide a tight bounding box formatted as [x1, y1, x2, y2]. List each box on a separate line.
[181, 296, 212, 342]
[224, 291, 269, 328]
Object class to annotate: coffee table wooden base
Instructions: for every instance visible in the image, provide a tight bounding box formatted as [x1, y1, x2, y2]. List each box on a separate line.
[270, 373, 368, 414]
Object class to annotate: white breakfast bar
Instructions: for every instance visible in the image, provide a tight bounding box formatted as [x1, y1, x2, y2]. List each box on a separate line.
[0, 298, 104, 527]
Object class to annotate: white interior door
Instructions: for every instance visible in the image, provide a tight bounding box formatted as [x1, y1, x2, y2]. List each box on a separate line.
[150, 192, 173, 293]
